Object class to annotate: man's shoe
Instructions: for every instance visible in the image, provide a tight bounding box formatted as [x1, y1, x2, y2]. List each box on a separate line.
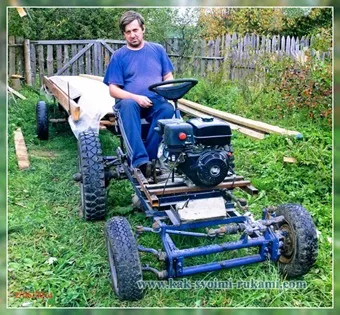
[138, 162, 152, 178]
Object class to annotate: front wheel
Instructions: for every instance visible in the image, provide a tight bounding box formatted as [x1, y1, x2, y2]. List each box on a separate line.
[275, 204, 318, 278]
[78, 131, 106, 220]
[105, 217, 144, 301]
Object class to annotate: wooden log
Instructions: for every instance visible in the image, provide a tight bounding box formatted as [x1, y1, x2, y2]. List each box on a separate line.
[9, 36, 16, 76]
[30, 43, 36, 86]
[178, 104, 266, 140]
[14, 128, 30, 169]
[47, 45, 53, 76]
[43, 76, 80, 121]
[178, 99, 302, 137]
[23, 39, 32, 86]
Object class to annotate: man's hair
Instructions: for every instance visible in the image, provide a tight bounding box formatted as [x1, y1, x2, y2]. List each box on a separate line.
[119, 10, 145, 34]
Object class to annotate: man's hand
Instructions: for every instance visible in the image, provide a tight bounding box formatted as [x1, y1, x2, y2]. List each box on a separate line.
[133, 95, 153, 108]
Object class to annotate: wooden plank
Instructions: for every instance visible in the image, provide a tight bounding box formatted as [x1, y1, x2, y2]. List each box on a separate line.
[71, 45, 78, 75]
[178, 104, 265, 140]
[57, 42, 94, 75]
[97, 42, 103, 76]
[30, 43, 36, 86]
[37, 45, 45, 86]
[9, 36, 15, 76]
[63, 45, 70, 75]
[23, 39, 32, 86]
[240, 184, 258, 195]
[78, 74, 103, 82]
[8, 86, 26, 100]
[48, 76, 81, 100]
[56, 45, 62, 72]
[78, 44, 84, 74]
[200, 39, 206, 77]
[148, 180, 251, 196]
[178, 99, 302, 137]
[93, 42, 99, 75]
[16, 37, 25, 76]
[207, 40, 214, 72]
[85, 47, 91, 74]
[283, 157, 297, 163]
[214, 37, 220, 72]
[104, 45, 111, 69]
[99, 40, 115, 54]
[47, 45, 53, 76]
[43, 76, 80, 121]
[133, 168, 159, 207]
[14, 128, 30, 169]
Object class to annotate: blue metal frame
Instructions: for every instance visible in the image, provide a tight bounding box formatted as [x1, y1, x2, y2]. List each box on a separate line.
[114, 148, 284, 279]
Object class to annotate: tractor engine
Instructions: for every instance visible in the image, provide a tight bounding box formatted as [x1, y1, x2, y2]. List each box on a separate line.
[157, 117, 234, 187]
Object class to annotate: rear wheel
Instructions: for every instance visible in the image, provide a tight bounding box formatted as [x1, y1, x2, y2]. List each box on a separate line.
[78, 131, 106, 220]
[275, 204, 318, 278]
[105, 216, 144, 301]
[36, 101, 49, 140]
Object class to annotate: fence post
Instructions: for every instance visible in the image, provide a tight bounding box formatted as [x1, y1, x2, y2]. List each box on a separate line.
[9, 36, 15, 77]
[23, 39, 32, 86]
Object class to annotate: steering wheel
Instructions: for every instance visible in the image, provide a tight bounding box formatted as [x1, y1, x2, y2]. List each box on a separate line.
[148, 78, 198, 101]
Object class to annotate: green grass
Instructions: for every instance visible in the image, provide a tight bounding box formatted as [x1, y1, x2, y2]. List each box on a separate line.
[7, 83, 332, 308]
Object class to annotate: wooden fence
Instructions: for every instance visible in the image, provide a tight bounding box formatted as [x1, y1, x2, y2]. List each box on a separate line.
[8, 33, 331, 87]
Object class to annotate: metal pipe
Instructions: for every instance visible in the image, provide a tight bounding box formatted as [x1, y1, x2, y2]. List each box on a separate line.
[172, 236, 270, 258]
[180, 254, 264, 276]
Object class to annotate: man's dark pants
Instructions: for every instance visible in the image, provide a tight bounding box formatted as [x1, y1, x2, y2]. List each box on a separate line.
[115, 97, 174, 168]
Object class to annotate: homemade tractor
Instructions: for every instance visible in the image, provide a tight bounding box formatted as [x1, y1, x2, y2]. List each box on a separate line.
[38, 77, 318, 301]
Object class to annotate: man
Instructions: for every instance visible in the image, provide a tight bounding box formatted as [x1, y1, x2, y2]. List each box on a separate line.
[104, 10, 174, 177]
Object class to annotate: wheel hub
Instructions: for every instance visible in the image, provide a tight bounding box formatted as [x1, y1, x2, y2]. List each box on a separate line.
[279, 223, 295, 263]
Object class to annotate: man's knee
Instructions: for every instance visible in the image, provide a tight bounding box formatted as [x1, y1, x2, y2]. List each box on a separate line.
[116, 98, 140, 114]
[161, 102, 175, 118]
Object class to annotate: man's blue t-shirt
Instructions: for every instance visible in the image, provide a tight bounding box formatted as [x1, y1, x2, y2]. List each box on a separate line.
[103, 42, 174, 100]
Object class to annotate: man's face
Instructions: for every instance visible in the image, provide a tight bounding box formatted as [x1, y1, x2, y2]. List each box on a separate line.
[123, 19, 145, 48]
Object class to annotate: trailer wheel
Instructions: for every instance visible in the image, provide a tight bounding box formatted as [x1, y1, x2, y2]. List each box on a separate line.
[78, 131, 106, 220]
[275, 204, 318, 278]
[105, 216, 144, 301]
[36, 101, 49, 140]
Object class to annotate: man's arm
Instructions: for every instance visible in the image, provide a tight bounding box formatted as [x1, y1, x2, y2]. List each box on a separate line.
[109, 84, 153, 108]
[163, 72, 173, 81]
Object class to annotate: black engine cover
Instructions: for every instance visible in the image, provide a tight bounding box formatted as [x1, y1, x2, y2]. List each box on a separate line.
[177, 150, 229, 187]
[187, 117, 232, 146]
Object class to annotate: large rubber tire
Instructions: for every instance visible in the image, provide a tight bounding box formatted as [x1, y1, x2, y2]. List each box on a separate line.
[78, 131, 106, 220]
[36, 101, 49, 140]
[275, 204, 318, 278]
[105, 217, 144, 301]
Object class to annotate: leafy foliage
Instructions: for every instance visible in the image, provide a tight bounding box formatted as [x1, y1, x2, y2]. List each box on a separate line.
[198, 7, 332, 42]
